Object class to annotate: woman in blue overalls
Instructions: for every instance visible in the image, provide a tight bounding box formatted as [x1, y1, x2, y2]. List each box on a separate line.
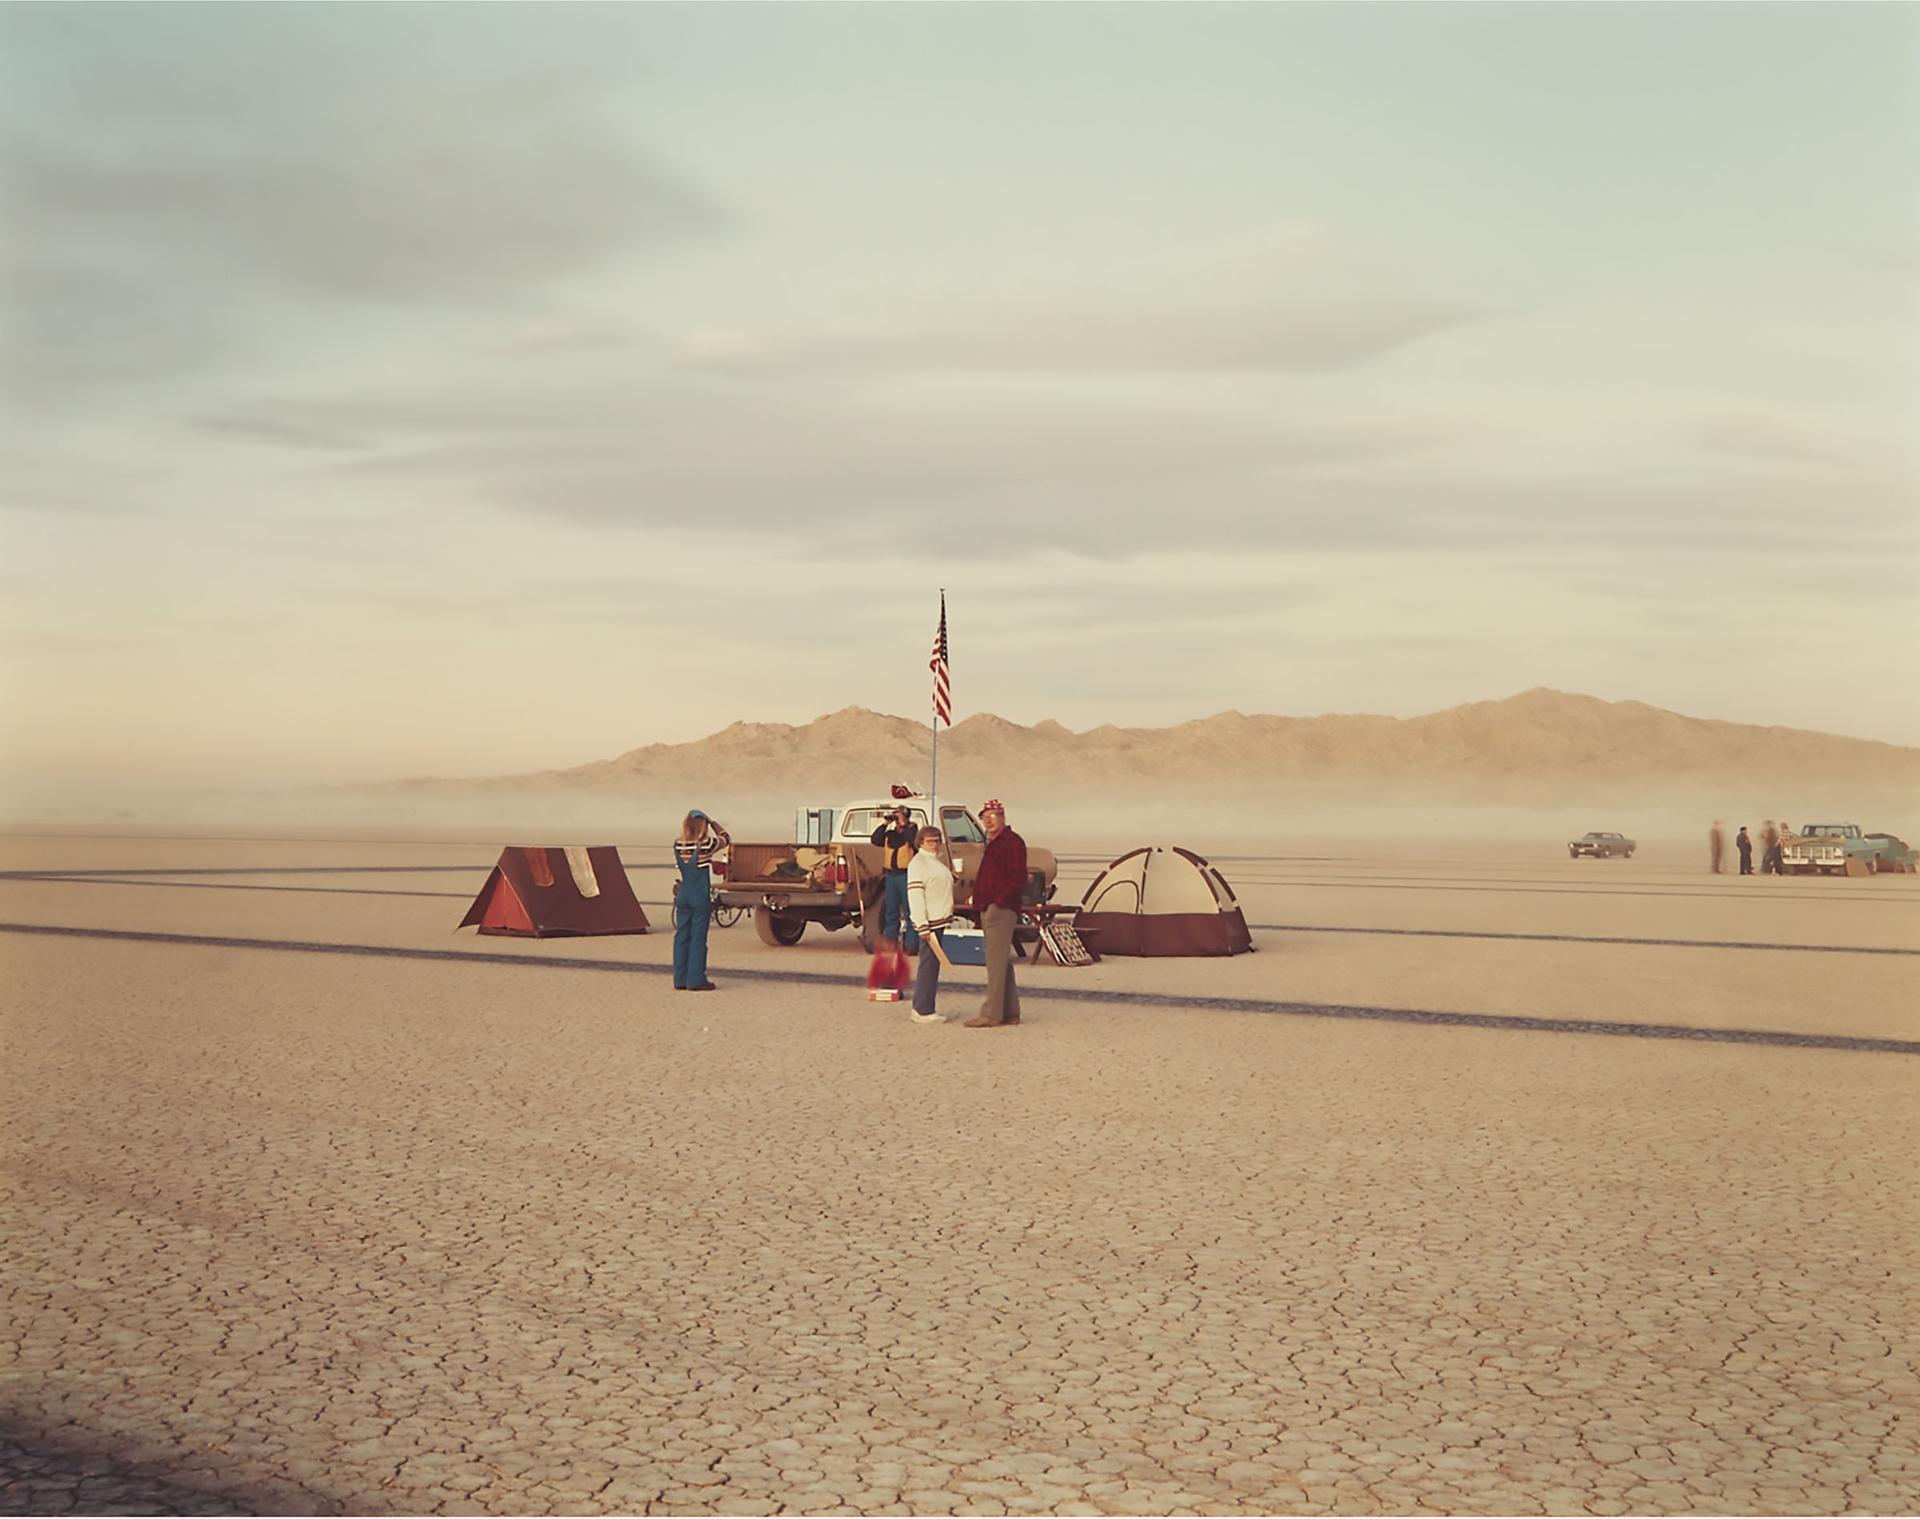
[673, 809, 729, 992]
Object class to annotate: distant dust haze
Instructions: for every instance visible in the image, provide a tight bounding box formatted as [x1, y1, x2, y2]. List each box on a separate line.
[8, 690, 1913, 858]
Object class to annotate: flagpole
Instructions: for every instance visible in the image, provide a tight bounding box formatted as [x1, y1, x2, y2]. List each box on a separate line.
[930, 587, 942, 825]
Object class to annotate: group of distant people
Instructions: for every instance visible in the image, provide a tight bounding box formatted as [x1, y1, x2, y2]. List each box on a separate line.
[1708, 819, 1793, 876]
[670, 799, 1029, 1028]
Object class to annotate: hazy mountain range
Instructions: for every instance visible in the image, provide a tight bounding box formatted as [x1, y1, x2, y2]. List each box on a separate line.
[376, 689, 1920, 809]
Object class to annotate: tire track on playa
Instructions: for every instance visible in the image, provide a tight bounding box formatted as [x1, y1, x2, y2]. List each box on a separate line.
[7, 876, 1914, 956]
[1245, 922, 1920, 957]
[12, 863, 1908, 903]
[1213, 877, 1918, 904]
[4, 921, 1914, 1057]
[0, 865, 486, 878]
[2, 874, 470, 900]
[0, 863, 682, 882]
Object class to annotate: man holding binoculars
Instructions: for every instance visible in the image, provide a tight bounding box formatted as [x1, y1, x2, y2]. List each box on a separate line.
[869, 804, 922, 952]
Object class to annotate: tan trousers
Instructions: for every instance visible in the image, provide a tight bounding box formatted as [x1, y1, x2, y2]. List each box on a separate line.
[980, 905, 1022, 1025]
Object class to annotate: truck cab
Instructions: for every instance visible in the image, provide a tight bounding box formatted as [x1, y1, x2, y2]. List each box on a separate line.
[1783, 823, 1868, 875]
[1796, 823, 1862, 840]
[813, 798, 987, 854]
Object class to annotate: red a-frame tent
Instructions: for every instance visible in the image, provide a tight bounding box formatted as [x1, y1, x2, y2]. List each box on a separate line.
[458, 846, 650, 937]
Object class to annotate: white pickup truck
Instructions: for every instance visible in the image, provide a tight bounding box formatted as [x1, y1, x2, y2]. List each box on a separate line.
[716, 795, 1059, 950]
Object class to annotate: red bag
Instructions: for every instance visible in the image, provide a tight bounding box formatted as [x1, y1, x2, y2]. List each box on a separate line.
[866, 941, 912, 1000]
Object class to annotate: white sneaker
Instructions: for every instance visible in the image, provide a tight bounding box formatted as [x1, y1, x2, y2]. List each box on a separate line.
[910, 1010, 942, 1024]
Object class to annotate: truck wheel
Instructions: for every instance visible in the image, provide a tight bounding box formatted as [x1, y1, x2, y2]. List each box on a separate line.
[755, 910, 806, 947]
[1624, 849, 1634, 859]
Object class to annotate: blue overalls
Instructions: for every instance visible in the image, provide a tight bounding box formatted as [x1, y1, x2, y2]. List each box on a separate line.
[673, 845, 713, 989]
[882, 871, 920, 952]
[876, 826, 921, 952]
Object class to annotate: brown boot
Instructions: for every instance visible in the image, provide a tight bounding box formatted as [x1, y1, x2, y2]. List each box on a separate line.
[963, 1015, 1002, 1028]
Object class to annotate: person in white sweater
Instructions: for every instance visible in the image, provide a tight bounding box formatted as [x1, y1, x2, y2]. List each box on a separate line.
[905, 826, 956, 1024]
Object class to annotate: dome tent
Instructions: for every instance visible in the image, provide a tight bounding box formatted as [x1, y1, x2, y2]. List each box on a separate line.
[1076, 846, 1253, 957]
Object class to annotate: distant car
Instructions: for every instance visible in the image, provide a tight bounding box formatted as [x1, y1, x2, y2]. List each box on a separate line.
[1568, 831, 1635, 859]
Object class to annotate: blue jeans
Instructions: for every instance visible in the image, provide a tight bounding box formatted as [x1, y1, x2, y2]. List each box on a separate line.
[881, 873, 920, 951]
[912, 930, 945, 1015]
[673, 870, 712, 987]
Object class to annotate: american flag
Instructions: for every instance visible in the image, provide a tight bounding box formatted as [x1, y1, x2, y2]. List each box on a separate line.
[930, 593, 951, 727]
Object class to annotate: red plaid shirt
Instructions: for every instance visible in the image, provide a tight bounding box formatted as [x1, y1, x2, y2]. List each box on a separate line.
[972, 827, 1028, 911]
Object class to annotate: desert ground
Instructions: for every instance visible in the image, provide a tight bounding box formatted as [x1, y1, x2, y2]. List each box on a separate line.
[1, 828, 1916, 1517]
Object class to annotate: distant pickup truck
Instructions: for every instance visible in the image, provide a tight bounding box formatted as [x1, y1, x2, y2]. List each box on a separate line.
[717, 796, 1059, 950]
[1782, 823, 1918, 876]
[1568, 831, 1636, 859]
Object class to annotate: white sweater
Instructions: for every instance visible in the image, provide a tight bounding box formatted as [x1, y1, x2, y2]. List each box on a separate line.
[905, 851, 956, 933]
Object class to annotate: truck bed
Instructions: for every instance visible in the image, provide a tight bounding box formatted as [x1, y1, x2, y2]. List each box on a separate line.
[726, 843, 836, 892]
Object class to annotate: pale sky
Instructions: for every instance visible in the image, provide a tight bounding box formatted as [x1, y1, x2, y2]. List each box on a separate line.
[2, 3, 1916, 790]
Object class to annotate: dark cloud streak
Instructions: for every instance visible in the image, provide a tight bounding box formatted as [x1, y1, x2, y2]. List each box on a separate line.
[0, 15, 725, 401]
[195, 414, 371, 453]
[285, 373, 1910, 563]
[684, 300, 1478, 379]
[9, 127, 720, 302]
[301, 379, 1452, 558]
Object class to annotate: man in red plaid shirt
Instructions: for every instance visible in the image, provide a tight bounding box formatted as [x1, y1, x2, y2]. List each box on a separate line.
[965, 798, 1026, 1028]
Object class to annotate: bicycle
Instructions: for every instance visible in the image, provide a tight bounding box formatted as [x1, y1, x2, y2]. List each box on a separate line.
[672, 885, 744, 930]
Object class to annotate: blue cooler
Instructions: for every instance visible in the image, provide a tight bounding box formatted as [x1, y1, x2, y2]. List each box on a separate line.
[943, 926, 988, 966]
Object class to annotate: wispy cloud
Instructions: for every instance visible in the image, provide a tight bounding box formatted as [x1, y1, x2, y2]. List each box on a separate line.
[300, 378, 1456, 556]
[1693, 414, 1861, 469]
[275, 364, 1914, 565]
[675, 298, 1479, 378]
[0, 630, 146, 656]
[195, 413, 372, 453]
